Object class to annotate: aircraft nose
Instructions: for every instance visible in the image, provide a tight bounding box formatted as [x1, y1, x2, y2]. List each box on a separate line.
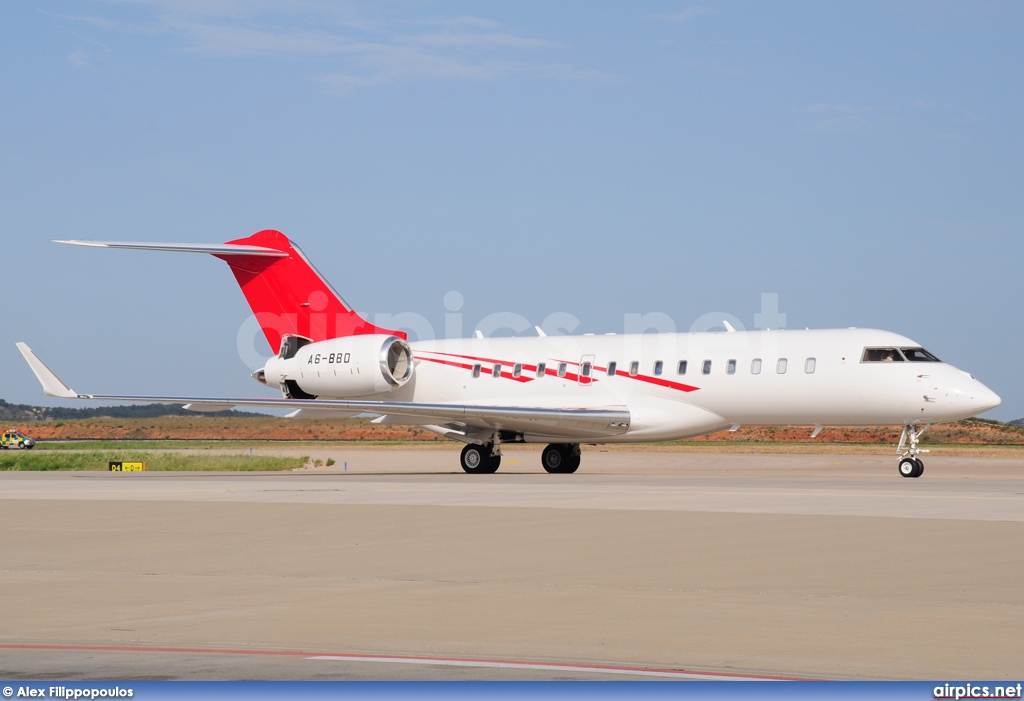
[966, 382, 999, 415]
[968, 382, 1001, 415]
[929, 372, 1001, 420]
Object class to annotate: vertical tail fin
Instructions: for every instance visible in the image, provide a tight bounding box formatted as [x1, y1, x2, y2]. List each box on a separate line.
[216, 230, 403, 351]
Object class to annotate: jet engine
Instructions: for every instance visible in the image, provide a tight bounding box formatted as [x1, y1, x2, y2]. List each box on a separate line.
[258, 334, 414, 399]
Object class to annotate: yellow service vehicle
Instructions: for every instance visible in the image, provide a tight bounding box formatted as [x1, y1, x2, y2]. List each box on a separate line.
[1, 429, 35, 449]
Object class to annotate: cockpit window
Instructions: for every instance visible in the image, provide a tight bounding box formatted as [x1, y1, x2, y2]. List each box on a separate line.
[901, 347, 941, 362]
[862, 347, 905, 362]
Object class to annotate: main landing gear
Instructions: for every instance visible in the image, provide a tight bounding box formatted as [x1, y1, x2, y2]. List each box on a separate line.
[541, 443, 581, 474]
[460, 443, 501, 474]
[459, 441, 583, 474]
[896, 424, 929, 478]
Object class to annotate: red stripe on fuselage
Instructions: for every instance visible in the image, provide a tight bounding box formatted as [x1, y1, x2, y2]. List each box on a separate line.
[416, 350, 699, 392]
[614, 370, 699, 392]
[554, 357, 700, 393]
[416, 355, 534, 383]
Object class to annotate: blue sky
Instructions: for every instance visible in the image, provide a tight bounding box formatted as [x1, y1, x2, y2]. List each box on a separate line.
[2, 1, 1021, 420]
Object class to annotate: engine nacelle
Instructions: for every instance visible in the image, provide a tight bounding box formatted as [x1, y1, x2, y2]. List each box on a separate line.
[261, 334, 413, 398]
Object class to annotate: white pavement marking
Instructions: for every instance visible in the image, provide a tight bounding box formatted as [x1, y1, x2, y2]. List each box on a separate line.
[306, 655, 777, 680]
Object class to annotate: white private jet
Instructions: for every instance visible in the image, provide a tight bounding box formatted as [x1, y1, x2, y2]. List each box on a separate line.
[17, 229, 1000, 477]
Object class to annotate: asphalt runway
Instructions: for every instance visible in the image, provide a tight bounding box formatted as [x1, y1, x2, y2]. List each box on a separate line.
[2, 449, 1023, 681]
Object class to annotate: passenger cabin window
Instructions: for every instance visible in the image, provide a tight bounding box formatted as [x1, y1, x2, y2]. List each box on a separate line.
[492, 364, 501, 378]
[581, 361, 592, 378]
[902, 347, 941, 362]
[607, 361, 617, 376]
[751, 358, 762, 374]
[536, 362, 547, 377]
[862, 347, 905, 362]
[472, 364, 481, 378]
[629, 361, 639, 376]
[513, 363, 522, 378]
[726, 359, 737, 375]
[777, 358, 788, 374]
[653, 360, 664, 376]
[702, 360, 712, 375]
[677, 360, 688, 375]
[557, 362, 567, 378]
[805, 357, 816, 374]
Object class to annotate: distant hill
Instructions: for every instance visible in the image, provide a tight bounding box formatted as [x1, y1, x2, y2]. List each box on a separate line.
[1011, 418, 1024, 428]
[0, 398, 250, 421]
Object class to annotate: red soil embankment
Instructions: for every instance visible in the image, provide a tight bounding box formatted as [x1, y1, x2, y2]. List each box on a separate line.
[10, 416, 1023, 444]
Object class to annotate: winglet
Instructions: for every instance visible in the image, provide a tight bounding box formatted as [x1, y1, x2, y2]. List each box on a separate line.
[15, 343, 79, 399]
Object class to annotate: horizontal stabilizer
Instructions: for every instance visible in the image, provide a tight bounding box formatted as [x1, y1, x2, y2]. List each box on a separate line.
[55, 229, 404, 349]
[54, 240, 287, 257]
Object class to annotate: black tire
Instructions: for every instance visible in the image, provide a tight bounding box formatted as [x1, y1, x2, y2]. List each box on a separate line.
[562, 453, 581, 474]
[898, 457, 917, 478]
[911, 458, 924, 478]
[461, 444, 490, 474]
[482, 454, 501, 474]
[542, 444, 581, 473]
[462, 443, 499, 474]
[542, 444, 566, 473]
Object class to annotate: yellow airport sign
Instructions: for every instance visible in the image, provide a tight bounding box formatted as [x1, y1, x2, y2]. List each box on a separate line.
[109, 461, 146, 472]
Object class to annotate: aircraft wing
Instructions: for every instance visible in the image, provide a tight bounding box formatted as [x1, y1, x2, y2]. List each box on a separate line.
[16, 343, 630, 441]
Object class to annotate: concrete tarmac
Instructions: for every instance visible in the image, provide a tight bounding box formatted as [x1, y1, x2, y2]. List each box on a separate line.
[2, 449, 1023, 681]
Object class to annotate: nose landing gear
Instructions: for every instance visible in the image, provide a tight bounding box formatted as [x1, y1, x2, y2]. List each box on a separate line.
[897, 424, 929, 478]
[898, 456, 923, 478]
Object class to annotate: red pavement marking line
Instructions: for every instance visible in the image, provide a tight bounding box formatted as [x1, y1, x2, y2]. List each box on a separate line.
[0, 643, 805, 681]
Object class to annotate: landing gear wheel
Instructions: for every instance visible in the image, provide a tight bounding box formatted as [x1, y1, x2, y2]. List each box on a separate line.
[461, 444, 492, 474]
[562, 453, 581, 474]
[911, 458, 924, 478]
[898, 457, 918, 478]
[482, 454, 501, 474]
[542, 444, 581, 473]
[541, 444, 566, 473]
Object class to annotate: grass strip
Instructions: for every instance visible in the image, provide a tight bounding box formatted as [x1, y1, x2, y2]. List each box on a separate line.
[0, 451, 309, 472]
[33, 440, 431, 451]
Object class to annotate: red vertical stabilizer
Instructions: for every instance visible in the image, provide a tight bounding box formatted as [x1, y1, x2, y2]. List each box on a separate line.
[215, 230, 404, 352]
